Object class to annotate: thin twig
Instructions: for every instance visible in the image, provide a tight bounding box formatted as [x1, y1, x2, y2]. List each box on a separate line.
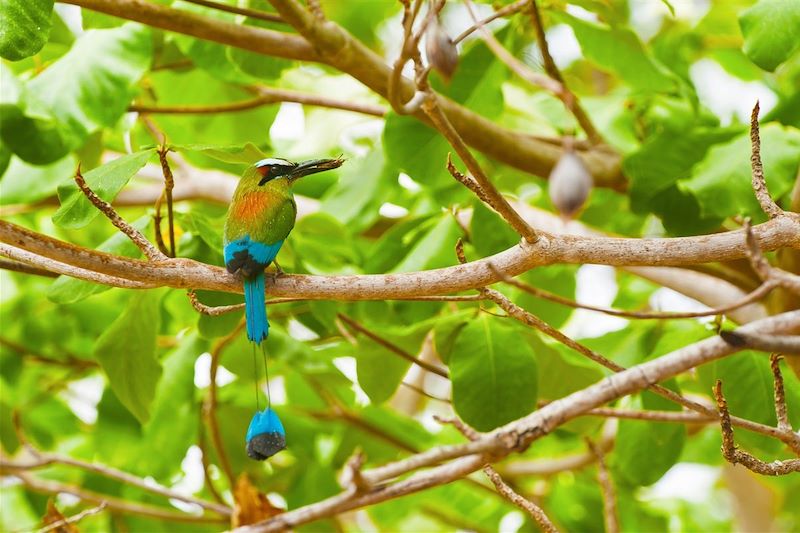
[527, 0, 602, 144]
[5, 414, 231, 516]
[153, 188, 171, 256]
[771, 355, 792, 433]
[198, 409, 227, 506]
[73, 164, 166, 261]
[587, 439, 618, 533]
[463, 0, 562, 95]
[481, 286, 800, 453]
[337, 314, 449, 378]
[453, 0, 528, 44]
[9, 472, 226, 524]
[35, 502, 108, 533]
[483, 466, 560, 533]
[422, 93, 538, 243]
[749, 102, 783, 219]
[157, 146, 177, 257]
[181, 0, 284, 23]
[744, 219, 800, 296]
[494, 265, 777, 320]
[131, 88, 385, 117]
[713, 381, 800, 475]
[584, 407, 714, 423]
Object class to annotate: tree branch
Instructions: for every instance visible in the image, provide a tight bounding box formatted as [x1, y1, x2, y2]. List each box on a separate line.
[483, 465, 560, 533]
[59, 0, 623, 187]
[2, 216, 799, 298]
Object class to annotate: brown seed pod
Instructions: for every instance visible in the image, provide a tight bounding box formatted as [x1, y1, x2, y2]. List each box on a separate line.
[548, 149, 593, 220]
[425, 19, 458, 82]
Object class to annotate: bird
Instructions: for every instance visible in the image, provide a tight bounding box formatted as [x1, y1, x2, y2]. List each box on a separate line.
[224, 156, 344, 460]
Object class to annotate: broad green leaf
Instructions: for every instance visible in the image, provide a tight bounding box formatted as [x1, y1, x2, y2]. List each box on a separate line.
[614, 386, 686, 486]
[53, 148, 155, 228]
[27, 24, 152, 147]
[739, 0, 800, 72]
[450, 315, 538, 431]
[538, 341, 604, 400]
[94, 291, 163, 423]
[552, 12, 677, 92]
[321, 148, 390, 230]
[432, 312, 471, 365]
[0, 0, 54, 61]
[470, 200, 518, 257]
[514, 266, 578, 329]
[0, 155, 74, 205]
[679, 124, 800, 220]
[293, 212, 359, 273]
[0, 64, 70, 164]
[139, 333, 205, 479]
[698, 351, 796, 452]
[391, 214, 462, 273]
[354, 327, 428, 404]
[171, 142, 267, 164]
[48, 216, 151, 303]
[626, 125, 741, 212]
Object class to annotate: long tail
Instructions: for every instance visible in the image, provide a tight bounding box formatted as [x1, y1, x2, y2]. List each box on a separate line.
[244, 272, 268, 343]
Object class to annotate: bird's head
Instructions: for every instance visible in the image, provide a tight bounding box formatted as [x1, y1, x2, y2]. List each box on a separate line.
[250, 157, 344, 187]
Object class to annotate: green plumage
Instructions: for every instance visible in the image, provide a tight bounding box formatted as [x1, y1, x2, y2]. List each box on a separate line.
[224, 166, 297, 247]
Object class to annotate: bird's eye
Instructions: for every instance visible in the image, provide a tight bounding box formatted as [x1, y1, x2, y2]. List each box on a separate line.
[257, 164, 295, 186]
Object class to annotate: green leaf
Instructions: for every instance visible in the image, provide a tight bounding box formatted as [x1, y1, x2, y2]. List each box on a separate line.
[552, 12, 676, 92]
[614, 386, 686, 487]
[0, 0, 54, 61]
[321, 147, 390, 230]
[514, 266, 578, 329]
[450, 316, 538, 431]
[52, 148, 155, 228]
[391, 214, 462, 273]
[293, 212, 359, 273]
[355, 326, 428, 404]
[139, 333, 205, 479]
[171, 142, 266, 164]
[470, 200, 518, 257]
[537, 342, 604, 400]
[0, 155, 74, 205]
[739, 0, 800, 72]
[47, 216, 152, 303]
[27, 24, 152, 147]
[94, 291, 163, 423]
[679, 124, 800, 220]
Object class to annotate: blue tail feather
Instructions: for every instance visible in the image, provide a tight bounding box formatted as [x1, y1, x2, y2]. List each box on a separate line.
[244, 272, 268, 343]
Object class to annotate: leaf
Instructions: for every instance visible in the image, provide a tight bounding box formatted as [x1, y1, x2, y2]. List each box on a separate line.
[171, 142, 267, 164]
[27, 24, 152, 147]
[0, 155, 74, 205]
[52, 148, 155, 228]
[679, 124, 800, 220]
[552, 12, 676, 92]
[94, 290, 163, 423]
[470, 200, 518, 257]
[48, 216, 151, 303]
[450, 316, 538, 431]
[232, 473, 284, 527]
[739, 0, 800, 72]
[293, 212, 359, 273]
[514, 266, 578, 329]
[42, 499, 78, 533]
[0, 0, 54, 61]
[355, 324, 429, 404]
[613, 386, 686, 487]
[139, 333, 206, 479]
[391, 214, 462, 273]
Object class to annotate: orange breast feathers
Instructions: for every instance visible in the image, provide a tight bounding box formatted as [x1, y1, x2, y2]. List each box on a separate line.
[233, 192, 271, 222]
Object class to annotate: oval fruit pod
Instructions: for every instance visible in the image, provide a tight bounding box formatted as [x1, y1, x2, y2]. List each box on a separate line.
[548, 150, 593, 220]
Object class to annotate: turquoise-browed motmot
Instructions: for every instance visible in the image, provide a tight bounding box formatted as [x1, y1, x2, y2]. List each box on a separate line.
[224, 156, 343, 460]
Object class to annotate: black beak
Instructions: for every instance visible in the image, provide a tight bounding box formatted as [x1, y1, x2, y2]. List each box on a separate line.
[288, 158, 344, 181]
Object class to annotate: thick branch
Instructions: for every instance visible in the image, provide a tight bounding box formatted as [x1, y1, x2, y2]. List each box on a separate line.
[59, 0, 623, 187]
[3, 216, 798, 298]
